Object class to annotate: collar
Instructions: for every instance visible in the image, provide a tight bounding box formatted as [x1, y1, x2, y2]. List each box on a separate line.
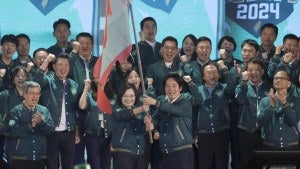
[145, 40, 156, 47]
[260, 44, 275, 53]
[79, 54, 91, 62]
[249, 79, 263, 87]
[205, 83, 218, 91]
[196, 59, 209, 66]
[167, 94, 182, 104]
[22, 101, 36, 111]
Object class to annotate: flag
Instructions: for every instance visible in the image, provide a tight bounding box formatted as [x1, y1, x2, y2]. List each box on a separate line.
[93, 0, 132, 114]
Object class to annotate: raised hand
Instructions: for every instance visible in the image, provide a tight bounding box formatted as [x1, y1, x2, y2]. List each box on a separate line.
[276, 88, 288, 105]
[219, 49, 226, 60]
[269, 88, 276, 108]
[183, 75, 192, 83]
[241, 71, 249, 81]
[0, 69, 6, 78]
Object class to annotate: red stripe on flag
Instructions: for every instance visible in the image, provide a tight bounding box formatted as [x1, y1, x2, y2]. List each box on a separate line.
[94, 0, 132, 114]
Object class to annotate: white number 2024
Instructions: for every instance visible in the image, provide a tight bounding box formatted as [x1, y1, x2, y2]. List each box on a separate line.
[236, 3, 279, 20]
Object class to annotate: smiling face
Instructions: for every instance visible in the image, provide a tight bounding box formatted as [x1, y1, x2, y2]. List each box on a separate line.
[121, 88, 136, 109]
[13, 69, 28, 89]
[182, 37, 195, 57]
[23, 87, 41, 108]
[53, 58, 70, 80]
[161, 40, 178, 63]
[2, 42, 17, 60]
[126, 70, 141, 90]
[77, 36, 93, 59]
[247, 63, 264, 86]
[164, 77, 182, 102]
[203, 64, 219, 87]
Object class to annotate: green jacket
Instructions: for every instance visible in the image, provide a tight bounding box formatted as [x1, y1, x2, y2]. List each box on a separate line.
[0, 88, 23, 134]
[6, 104, 55, 160]
[33, 69, 79, 131]
[235, 81, 270, 132]
[68, 52, 98, 93]
[257, 91, 300, 148]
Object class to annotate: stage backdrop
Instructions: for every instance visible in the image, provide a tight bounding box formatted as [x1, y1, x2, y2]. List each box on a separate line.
[0, 0, 299, 60]
[0, 0, 224, 59]
[225, 0, 300, 59]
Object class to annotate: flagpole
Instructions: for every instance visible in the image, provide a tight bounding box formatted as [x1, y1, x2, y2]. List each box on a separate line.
[128, 2, 153, 143]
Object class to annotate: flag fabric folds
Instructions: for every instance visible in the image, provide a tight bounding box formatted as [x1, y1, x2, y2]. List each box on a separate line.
[93, 0, 132, 114]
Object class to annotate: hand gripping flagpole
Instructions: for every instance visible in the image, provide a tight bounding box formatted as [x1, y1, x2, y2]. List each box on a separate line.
[128, 2, 153, 143]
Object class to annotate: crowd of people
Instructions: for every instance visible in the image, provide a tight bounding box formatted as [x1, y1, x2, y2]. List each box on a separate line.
[0, 16, 300, 169]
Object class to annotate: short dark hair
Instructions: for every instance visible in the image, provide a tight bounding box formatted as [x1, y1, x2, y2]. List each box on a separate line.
[241, 39, 259, 52]
[283, 34, 298, 44]
[201, 61, 219, 79]
[217, 36, 236, 51]
[274, 70, 291, 82]
[53, 53, 70, 64]
[197, 36, 212, 46]
[115, 56, 134, 72]
[53, 18, 71, 30]
[117, 83, 138, 106]
[1, 34, 18, 46]
[260, 23, 278, 36]
[245, 58, 265, 71]
[163, 73, 183, 89]
[17, 33, 31, 44]
[140, 17, 157, 30]
[76, 32, 93, 45]
[162, 36, 178, 48]
[33, 48, 48, 58]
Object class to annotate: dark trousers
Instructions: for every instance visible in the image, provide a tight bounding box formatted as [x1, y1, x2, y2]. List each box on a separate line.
[74, 112, 86, 165]
[160, 148, 194, 169]
[0, 135, 9, 169]
[197, 130, 230, 169]
[85, 134, 111, 169]
[46, 131, 75, 169]
[237, 129, 262, 168]
[113, 152, 145, 169]
[143, 136, 161, 169]
[10, 159, 46, 169]
[229, 101, 239, 169]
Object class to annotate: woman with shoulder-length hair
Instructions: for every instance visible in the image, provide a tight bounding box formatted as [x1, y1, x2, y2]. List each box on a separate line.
[111, 83, 150, 169]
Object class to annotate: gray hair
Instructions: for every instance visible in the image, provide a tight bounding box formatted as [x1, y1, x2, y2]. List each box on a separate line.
[23, 81, 41, 93]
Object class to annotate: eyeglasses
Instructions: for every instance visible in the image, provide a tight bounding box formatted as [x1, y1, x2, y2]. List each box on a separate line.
[273, 76, 289, 81]
[143, 25, 156, 30]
